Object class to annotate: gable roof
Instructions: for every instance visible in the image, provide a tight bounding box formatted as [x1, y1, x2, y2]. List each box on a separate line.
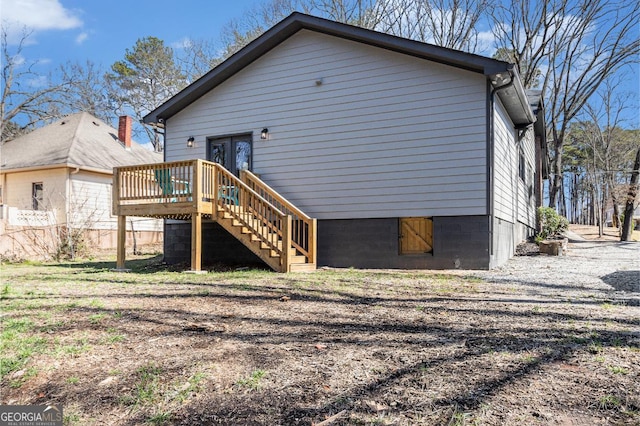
[1, 112, 161, 174]
[144, 12, 535, 126]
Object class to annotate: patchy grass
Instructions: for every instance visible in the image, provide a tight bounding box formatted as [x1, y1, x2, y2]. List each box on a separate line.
[0, 256, 638, 425]
[235, 369, 267, 391]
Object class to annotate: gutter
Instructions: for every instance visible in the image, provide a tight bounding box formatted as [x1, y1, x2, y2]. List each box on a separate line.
[492, 64, 536, 126]
[486, 65, 522, 263]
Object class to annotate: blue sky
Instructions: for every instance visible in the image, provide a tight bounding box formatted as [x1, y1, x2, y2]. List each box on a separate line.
[2, 0, 638, 130]
[2, 0, 259, 70]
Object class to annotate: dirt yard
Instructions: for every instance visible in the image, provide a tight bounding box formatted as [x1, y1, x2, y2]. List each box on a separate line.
[567, 224, 640, 242]
[1, 230, 638, 425]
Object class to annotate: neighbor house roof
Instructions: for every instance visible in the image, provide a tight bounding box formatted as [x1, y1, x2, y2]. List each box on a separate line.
[1, 112, 161, 174]
[144, 12, 535, 127]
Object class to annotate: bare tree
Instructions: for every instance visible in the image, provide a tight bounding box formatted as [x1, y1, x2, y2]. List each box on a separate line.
[310, 0, 378, 26]
[1, 28, 70, 141]
[581, 78, 637, 232]
[174, 38, 223, 84]
[216, 0, 492, 64]
[621, 147, 640, 241]
[491, 0, 640, 209]
[1, 28, 114, 141]
[375, 0, 490, 52]
[56, 60, 113, 124]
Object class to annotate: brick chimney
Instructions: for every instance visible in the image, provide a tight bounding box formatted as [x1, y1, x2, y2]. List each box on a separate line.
[118, 115, 132, 149]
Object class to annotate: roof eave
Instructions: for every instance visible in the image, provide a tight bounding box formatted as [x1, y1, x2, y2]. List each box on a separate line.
[0, 163, 112, 175]
[492, 67, 536, 126]
[144, 12, 513, 124]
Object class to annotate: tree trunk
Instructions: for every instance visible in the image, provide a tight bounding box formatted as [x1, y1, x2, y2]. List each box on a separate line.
[559, 176, 567, 216]
[621, 148, 640, 241]
[598, 186, 604, 237]
[612, 201, 620, 228]
[607, 165, 620, 228]
[589, 188, 595, 226]
[549, 141, 563, 208]
[571, 173, 580, 223]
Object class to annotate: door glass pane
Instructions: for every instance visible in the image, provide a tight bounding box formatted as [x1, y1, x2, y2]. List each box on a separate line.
[236, 140, 251, 172]
[210, 143, 226, 166]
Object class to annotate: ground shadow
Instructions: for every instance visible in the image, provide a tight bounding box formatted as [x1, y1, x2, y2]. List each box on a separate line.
[48, 255, 270, 274]
[601, 270, 640, 294]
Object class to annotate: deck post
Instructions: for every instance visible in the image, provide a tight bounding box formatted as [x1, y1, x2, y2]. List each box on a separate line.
[193, 159, 202, 212]
[309, 218, 317, 265]
[282, 215, 292, 272]
[191, 212, 202, 271]
[116, 215, 127, 270]
[212, 164, 219, 218]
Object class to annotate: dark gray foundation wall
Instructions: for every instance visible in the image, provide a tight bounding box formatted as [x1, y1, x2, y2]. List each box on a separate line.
[491, 217, 516, 269]
[163, 215, 492, 270]
[163, 221, 265, 267]
[318, 216, 491, 270]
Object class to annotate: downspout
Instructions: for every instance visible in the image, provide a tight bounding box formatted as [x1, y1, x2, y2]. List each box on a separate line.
[487, 67, 516, 263]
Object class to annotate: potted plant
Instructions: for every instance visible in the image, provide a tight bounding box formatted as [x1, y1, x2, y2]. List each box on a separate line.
[536, 207, 569, 255]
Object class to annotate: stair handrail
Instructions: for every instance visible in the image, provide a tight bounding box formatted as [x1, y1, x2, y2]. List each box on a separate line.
[241, 170, 311, 220]
[212, 163, 286, 217]
[213, 163, 289, 259]
[240, 169, 316, 266]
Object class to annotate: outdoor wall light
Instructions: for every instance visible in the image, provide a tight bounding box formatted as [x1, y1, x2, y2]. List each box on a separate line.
[261, 128, 269, 140]
[187, 136, 195, 148]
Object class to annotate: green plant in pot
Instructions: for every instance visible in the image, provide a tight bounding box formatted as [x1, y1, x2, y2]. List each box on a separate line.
[536, 207, 569, 243]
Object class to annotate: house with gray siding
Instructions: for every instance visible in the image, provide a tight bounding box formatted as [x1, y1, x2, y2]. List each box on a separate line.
[140, 13, 546, 270]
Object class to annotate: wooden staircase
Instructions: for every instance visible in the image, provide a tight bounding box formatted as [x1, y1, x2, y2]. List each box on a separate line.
[214, 165, 317, 272]
[113, 159, 316, 273]
[216, 205, 314, 272]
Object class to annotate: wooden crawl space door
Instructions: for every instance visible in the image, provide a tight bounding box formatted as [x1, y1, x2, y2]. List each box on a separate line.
[399, 217, 433, 254]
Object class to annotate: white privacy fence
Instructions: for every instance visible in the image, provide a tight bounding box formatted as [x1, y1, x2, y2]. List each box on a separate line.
[1, 206, 57, 227]
[0, 205, 162, 231]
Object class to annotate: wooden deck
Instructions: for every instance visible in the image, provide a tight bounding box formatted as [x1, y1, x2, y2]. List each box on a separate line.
[112, 159, 316, 272]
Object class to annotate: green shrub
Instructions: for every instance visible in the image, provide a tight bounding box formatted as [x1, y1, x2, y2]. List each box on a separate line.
[536, 207, 569, 242]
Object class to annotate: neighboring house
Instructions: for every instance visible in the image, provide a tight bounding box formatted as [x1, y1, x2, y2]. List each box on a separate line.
[605, 204, 640, 229]
[123, 13, 546, 270]
[0, 112, 163, 259]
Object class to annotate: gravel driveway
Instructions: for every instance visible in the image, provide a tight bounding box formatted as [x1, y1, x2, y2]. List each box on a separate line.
[473, 238, 640, 306]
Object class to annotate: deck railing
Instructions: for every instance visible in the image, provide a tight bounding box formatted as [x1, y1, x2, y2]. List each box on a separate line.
[113, 159, 316, 270]
[114, 160, 194, 206]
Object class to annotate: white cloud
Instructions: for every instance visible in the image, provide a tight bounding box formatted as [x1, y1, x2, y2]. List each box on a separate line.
[171, 37, 193, 49]
[26, 74, 48, 87]
[12, 54, 26, 66]
[476, 30, 496, 57]
[1, 0, 83, 44]
[75, 31, 88, 44]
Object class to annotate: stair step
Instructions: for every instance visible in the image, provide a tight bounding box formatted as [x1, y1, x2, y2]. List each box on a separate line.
[290, 255, 307, 264]
[289, 263, 317, 272]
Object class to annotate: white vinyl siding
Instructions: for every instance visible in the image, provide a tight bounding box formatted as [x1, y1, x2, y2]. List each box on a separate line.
[2, 169, 160, 232]
[70, 171, 162, 232]
[493, 100, 517, 222]
[493, 100, 536, 230]
[166, 30, 488, 219]
[517, 128, 536, 228]
[69, 172, 112, 229]
[4, 168, 68, 218]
